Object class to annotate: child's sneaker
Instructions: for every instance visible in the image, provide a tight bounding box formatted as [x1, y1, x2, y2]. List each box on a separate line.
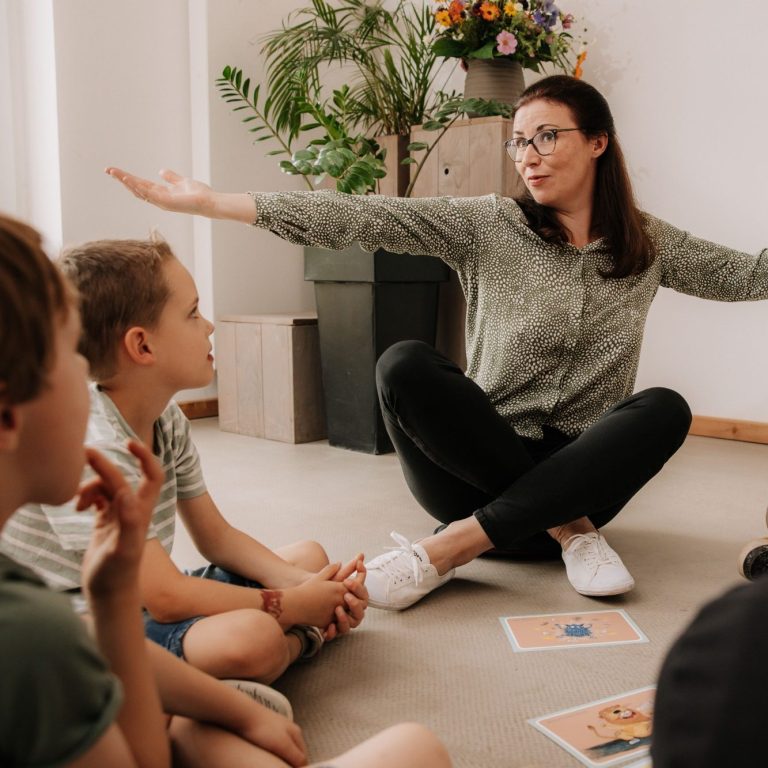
[738, 538, 768, 581]
[561, 532, 635, 596]
[286, 624, 325, 660]
[222, 679, 293, 720]
[365, 531, 455, 611]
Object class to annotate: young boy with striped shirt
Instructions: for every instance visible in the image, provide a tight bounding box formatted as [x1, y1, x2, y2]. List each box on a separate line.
[1, 235, 368, 684]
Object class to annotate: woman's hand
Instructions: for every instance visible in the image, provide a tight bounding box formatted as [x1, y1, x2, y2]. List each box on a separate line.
[78, 440, 163, 599]
[105, 167, 257, 222]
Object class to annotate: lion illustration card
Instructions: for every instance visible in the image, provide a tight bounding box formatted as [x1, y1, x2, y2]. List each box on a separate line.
[529, 686, 655, 766]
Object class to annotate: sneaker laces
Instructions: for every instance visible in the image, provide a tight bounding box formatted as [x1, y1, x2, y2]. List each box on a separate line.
[373, 531, 426, 585]
[575, 534, 619, 569]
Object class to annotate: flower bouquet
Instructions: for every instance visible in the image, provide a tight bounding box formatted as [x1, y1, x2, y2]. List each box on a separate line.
[432, 0, 585, 75]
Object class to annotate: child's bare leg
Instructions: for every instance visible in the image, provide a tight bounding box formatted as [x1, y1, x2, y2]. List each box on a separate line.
[182, 609, 302, 683]
[170, 717, 290, 768]
[276, 539, 330, 572]
[311, 723, 451, 768]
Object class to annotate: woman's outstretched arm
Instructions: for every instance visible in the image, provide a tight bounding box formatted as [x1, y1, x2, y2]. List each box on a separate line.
[105, 167, 255, 222]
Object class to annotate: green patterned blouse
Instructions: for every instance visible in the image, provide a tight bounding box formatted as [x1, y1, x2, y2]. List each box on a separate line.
[251, 191, 768, 439]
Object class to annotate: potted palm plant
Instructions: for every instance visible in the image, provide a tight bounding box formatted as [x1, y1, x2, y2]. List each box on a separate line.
[215, 0, 512, 453]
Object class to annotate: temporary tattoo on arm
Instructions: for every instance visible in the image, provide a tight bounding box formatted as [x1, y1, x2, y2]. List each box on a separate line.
[261, 589, 283, 619]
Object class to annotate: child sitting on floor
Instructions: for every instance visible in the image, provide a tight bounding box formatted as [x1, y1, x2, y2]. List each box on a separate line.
[0, 214, 451, 768]
[1, 234, 368, 683]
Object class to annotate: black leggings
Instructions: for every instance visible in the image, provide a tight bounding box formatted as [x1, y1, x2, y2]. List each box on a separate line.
[376, 341, 692, 555]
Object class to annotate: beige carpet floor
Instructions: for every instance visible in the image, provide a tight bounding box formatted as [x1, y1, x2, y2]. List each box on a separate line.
[176, 420, 768, 767]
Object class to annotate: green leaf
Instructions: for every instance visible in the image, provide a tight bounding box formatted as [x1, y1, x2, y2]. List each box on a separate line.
[468, 41, 497, 60]
[406, 141, 428, 151]
[222, 65, 232, 79]
[431, 38, 465, 58]
[401, 157, 417, 164]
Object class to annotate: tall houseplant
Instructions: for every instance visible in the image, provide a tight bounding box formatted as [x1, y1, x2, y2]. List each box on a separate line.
[215, 0, 513, 453]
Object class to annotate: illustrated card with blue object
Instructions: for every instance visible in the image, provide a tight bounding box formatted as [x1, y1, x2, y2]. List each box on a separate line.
[529, 685, 655, 767]
[500, 609, 648, 652]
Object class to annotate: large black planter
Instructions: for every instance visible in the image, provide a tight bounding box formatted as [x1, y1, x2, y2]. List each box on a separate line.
[305, 243, 449, 454]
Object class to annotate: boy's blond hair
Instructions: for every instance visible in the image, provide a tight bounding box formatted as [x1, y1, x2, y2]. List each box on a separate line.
[0, 215, 72, 405]
[60, 237, 175, 381]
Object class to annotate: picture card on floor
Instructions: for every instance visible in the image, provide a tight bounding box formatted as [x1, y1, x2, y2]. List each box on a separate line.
[529, 686, 655, 767]
[500, 609, 648, 652]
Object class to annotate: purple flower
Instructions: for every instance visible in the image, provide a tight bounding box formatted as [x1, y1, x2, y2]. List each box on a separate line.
[534, 0, 558, 29]
[496, 30, 518, 55]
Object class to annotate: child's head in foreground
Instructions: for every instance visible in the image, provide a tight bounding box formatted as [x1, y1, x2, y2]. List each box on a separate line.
[59, 237, 215, 395]
[0, 214, 88, 511]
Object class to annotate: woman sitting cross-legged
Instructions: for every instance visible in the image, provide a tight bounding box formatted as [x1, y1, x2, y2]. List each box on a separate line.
[107, 75, 767, 610]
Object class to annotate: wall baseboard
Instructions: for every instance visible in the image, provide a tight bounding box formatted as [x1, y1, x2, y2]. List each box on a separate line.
[689, 415, 768, 445]
[178, 398, 219, 420]
[176, 401, 768, 444]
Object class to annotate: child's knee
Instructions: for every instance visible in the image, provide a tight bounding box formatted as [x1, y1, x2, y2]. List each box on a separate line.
[282, 539, 329, 571]
[222, 612, 289, 681]
[298, 539, 330, 570]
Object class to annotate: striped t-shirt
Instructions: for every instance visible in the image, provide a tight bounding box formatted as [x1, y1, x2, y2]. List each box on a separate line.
[0, 384, 206, 592]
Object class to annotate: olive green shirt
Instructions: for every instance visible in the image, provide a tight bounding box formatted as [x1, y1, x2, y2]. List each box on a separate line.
[0, 553, 122, 766]
[251, 191, 768, 439]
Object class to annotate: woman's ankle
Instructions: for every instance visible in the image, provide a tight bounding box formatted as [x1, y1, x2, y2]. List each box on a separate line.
[547, 518, 598, 549]
[421, 518, 493, 573]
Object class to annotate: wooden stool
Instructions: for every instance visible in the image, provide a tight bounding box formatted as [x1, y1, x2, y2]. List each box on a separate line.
[216, 313, 326, 443]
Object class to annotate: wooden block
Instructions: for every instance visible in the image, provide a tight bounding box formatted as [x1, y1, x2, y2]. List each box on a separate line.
[216, 321, 239, 433]
[235, 321, 264, 437]
[215, 314, 325, 443]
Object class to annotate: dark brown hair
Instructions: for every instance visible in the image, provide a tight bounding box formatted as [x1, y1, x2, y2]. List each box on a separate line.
[59, 237, 175, 381]
[514, 75, 655, 279]
[0, 215, 72, 405]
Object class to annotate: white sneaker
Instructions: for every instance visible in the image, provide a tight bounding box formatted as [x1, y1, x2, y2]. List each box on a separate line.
[365, 531, 455, 611]
[561, 532, 635, 596]
[222, 679, 293, 720]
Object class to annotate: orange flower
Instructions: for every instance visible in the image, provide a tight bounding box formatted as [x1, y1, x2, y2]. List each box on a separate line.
[504, 1, 517, 15]
[573, 49, 587, 79]
[435, 9, 453, 27]
[479, 1, 501, 21]
[448, 0, 465, 23]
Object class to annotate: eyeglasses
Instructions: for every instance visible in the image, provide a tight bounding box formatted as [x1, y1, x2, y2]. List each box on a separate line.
[504, 128, 585, 162]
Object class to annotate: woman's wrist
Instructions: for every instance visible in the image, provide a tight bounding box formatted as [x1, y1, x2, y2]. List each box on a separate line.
[210, 191, 257, 223]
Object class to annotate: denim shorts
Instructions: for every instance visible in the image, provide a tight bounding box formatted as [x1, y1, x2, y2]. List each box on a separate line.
[143, 564, 263, 659]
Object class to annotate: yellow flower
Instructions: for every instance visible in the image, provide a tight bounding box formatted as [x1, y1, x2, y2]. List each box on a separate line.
[435, 9, 453, 26]
[479, 2, 501, 21]
[504, 2, 517, 16]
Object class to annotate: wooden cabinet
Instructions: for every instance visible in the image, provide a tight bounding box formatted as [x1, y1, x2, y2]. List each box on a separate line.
[409, 116, 525, 369]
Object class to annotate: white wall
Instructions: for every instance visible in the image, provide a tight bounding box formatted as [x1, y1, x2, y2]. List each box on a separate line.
[205, 0, 314, 318]
[563, 0, 768, 421]
[51, 0, 195, 263]
[3, 0, 766, 420]
[6, 0, 63, 249]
